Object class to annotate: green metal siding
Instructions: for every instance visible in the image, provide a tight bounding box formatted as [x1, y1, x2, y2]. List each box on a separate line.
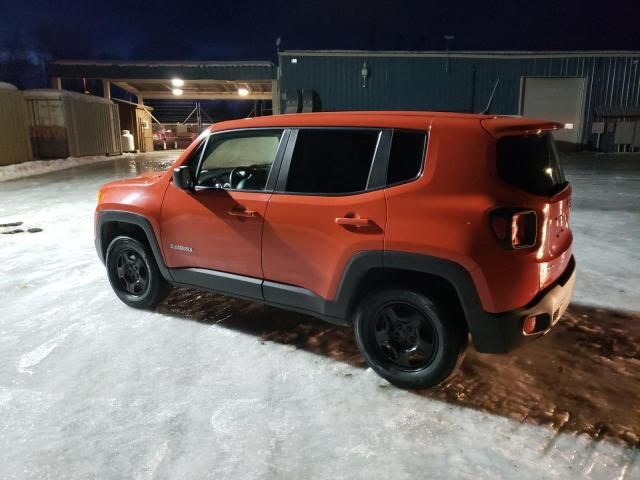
[279, 52, 640, 147]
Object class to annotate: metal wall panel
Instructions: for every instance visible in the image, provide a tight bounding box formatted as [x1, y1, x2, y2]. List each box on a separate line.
[24, 89, 122, 158]
[0, 83, 33, 166]
[279, 51, 640, 149]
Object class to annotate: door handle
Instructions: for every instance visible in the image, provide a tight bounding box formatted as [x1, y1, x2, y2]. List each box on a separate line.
[227, 208, 257, 218]
[335, 216, 371, 227]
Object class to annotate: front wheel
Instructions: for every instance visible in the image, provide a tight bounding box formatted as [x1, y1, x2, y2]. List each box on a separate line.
[354, 288, 467, 389]
[106, 236, 171, 309]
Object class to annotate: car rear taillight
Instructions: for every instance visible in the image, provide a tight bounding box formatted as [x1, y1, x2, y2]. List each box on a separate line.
[490, 208, 537, 249]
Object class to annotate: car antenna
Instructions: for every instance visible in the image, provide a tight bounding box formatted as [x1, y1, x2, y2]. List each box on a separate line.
[480, 78, 500, 114]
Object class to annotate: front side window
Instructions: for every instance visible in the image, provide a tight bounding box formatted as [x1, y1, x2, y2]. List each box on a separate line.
[285, 129, 380, 194]
[196, 130, 283, 190]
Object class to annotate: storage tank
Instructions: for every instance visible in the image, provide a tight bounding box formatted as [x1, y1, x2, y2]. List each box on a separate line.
[0, 82, 33, 166]
[121, 130, 135, 152]
[23, 89, 122, 159]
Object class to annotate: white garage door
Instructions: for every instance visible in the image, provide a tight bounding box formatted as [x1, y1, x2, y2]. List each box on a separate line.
[520, 77, 586, 143]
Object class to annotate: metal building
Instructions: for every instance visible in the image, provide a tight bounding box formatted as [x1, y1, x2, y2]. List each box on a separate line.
[279, 50, 640, 151]
[0, 82, 32, 165]
[23, 89, 122, 158]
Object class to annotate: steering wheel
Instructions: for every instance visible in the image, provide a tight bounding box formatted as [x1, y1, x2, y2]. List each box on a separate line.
[229, 166, 250, 189]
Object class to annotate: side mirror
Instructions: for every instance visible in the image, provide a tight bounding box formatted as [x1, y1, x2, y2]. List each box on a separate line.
[173, 166, 194, 191]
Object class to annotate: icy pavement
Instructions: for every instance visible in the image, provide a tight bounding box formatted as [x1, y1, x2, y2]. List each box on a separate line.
[0, 151, 639, 479]
[563, 153, 640, 312]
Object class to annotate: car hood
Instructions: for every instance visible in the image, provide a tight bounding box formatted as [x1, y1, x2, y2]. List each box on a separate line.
[103, 172, 165, 188]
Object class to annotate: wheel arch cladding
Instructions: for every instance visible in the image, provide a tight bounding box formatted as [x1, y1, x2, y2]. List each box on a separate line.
[95, 210, 173, 281]
[374, 252, 494, 351]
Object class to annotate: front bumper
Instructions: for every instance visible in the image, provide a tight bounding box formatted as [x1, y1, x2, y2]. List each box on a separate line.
[472, 256, 576, 353]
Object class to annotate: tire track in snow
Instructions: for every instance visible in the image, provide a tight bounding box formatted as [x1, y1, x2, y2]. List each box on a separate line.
[17, 323, 78, 374]
[135, 440, 170, 480]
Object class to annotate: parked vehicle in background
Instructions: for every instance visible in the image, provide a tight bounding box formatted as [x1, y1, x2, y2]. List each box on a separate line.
[95, 111, 576, 389]
[153, 123, 210, 150]
[152, 124, 167, 150]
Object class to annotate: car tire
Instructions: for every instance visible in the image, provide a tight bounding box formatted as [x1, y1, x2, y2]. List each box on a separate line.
[354, 288, 467, 389]
[106, 236, 171, 309]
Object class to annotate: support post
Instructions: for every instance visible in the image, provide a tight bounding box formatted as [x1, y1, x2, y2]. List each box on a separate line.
[50, 77, 62, 90]
[102, 80, 111, 99]
[271, 79, 280, 115]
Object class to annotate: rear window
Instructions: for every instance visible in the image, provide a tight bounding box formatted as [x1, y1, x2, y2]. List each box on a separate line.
[286, 129, 380, 194]
[387, 130, 427, 185]
[496, 134, 567, 197]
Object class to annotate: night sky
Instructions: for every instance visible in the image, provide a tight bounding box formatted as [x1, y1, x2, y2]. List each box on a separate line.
[1, 0, 639, 61]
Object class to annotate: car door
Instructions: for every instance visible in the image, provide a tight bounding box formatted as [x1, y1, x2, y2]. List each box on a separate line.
[261, 128, 388, 303]
[160, 129, 288, 282]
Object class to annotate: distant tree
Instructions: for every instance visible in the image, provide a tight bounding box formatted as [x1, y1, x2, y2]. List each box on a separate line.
[32, 22, 96, 59]
[0, 33, 48, 88]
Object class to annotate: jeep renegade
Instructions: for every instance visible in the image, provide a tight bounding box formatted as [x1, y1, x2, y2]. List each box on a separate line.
[95, 112, 576, 389]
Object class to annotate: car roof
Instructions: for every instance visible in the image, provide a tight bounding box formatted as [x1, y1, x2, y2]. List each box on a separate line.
[211, 111, 564, 137]
[212, 111, 494, 132]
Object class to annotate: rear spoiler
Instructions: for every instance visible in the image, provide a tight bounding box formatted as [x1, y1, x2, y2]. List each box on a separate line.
[481, 117, 564, 139]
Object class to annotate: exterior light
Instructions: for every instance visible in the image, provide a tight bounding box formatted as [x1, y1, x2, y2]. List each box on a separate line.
[238, 87, 250, 97]
[291, 58, 298, 64]
[564, 123, 574, 130]
[361, 61, 369, 88]
[172, 88, 183, 96]
[171, 78, 184, 87]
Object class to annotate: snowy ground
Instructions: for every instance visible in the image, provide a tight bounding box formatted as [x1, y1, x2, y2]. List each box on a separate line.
[0, 151, 638, 479]
[0, 153, 135, 183]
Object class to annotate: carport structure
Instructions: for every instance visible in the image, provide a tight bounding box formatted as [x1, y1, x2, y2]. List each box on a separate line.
[49, 60, 279, 113]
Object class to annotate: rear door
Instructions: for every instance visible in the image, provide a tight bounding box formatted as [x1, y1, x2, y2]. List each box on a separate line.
[261, 128, 388, 301]
[495, 132, 573, 289]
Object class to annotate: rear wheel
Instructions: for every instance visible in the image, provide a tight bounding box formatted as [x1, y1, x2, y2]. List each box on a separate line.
[106, 236, 171, 309]
[354, 288, 467, 389]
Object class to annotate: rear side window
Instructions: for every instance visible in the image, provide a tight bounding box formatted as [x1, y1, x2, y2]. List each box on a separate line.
[496, 134, 567, 197]
[387, 130, 427, 185]
[286, 129, 380, 194]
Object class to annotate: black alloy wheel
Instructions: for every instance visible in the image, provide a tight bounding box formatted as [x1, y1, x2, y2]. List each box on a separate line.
[115, 249, 149, 296]
[354, 288, 467, 389]
[106, 236, 171, 309]
[373, 302, 438, 371]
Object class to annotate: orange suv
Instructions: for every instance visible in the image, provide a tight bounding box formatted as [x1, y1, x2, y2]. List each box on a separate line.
[95, 112, 576, 388]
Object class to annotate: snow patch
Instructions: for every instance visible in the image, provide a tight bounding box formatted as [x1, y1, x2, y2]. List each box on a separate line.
[210, 398, 269, 436]
[0, 154, 133, 183]
[17, 324, 78, 374]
